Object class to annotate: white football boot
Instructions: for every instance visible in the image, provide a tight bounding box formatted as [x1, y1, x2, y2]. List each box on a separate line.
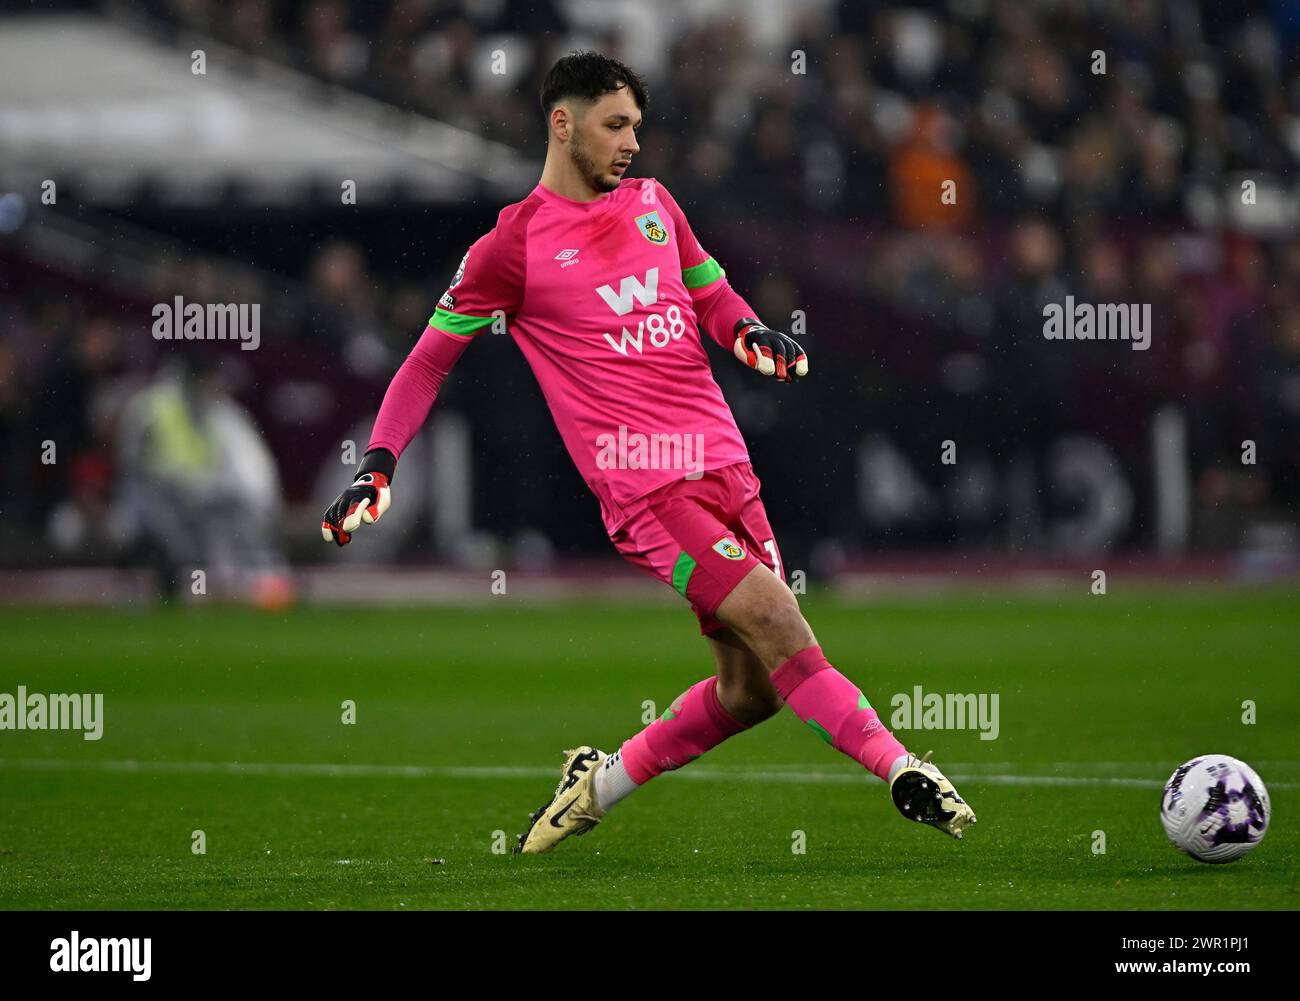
[515, 746, 607, 854]
[889, 750, 978, 840]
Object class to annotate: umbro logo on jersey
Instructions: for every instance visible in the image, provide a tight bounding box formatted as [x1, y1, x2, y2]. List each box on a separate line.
[554, 248, 581, 269]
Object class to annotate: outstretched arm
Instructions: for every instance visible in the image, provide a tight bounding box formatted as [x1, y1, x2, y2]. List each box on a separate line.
[694, 284, 809, 382]
[655, 180, 809, 382]
[321, 325, 473, 546]
[367, 324, 473, 461]
[322, 223, 522, 546]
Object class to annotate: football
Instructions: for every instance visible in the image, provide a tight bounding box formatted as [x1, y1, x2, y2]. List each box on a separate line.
[1160, 755, 1270, 863]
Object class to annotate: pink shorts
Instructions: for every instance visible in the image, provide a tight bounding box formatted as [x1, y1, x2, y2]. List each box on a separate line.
[609, 460, 785, 635]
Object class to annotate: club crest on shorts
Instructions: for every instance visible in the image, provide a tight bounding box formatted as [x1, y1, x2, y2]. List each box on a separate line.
[635, 211, 669, 246]
[713, 537, 745, 560]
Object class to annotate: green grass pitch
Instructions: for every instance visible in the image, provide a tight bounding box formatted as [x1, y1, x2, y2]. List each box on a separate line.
[1, 586, 1296, 909]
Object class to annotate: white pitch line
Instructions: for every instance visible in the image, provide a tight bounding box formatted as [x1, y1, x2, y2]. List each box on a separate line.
[0, 758, 1293, 789]
[0, 758, 545, 780]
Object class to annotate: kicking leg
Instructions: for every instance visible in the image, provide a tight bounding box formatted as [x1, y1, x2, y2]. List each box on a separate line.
[516, 629, 777, 854]
[715, 565, 978, 839]
[593, 630, 774, 808]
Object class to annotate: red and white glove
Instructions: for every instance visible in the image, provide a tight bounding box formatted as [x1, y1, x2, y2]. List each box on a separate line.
[732, 317, 809, 382]
[321, 449, 394, 547]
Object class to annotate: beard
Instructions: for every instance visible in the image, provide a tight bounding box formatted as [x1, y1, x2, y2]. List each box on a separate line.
[569, 130, 619, 194]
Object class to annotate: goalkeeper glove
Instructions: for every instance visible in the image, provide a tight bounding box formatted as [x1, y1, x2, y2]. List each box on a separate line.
[732, 317, 808, 382]
[321, 448, 395, 547]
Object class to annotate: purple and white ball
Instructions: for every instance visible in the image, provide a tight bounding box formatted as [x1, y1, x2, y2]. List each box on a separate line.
[1160, 754, 1270, 863]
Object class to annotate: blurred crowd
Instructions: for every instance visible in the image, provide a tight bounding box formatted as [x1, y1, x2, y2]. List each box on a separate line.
[3, 0, 1299, 575]
[134, 0, 1300, 225]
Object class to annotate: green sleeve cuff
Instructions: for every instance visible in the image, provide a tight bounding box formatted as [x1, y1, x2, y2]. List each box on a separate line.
[682, 256, 725, 290]
[429, 308, 496, 338]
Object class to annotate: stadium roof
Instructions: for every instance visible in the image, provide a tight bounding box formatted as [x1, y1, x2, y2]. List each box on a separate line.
[0, 15, 538, 205]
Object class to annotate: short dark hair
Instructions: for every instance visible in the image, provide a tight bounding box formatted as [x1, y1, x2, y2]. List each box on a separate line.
[540, 50, 649, 118]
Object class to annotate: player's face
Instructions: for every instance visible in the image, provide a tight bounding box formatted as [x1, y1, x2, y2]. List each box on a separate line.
[570, 86, 641, 193]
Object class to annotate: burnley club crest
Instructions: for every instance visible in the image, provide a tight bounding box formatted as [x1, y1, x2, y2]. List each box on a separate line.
[635, 211, 669, 246]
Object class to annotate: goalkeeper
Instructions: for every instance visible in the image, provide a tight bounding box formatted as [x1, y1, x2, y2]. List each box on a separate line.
[322, 51, 976, 854]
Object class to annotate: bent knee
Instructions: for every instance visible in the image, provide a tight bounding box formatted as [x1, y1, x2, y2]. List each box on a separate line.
[751, 686, 785, 720]
[722, 679, 785, 724]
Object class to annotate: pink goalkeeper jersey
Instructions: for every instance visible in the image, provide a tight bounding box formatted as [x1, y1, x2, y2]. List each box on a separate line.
[369, 176, 761, 535]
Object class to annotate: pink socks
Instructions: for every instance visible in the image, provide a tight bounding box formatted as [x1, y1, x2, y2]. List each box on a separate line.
[610, 646, 904, 806]
[619, 676, 751, 784]
[770, 645, 908, 782]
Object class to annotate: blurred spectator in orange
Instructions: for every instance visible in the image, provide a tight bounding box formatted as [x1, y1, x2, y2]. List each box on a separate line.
[889, 105, 974, 228]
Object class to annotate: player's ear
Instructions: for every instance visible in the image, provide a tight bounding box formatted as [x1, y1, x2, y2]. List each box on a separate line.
[551, 106, 570, 142]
